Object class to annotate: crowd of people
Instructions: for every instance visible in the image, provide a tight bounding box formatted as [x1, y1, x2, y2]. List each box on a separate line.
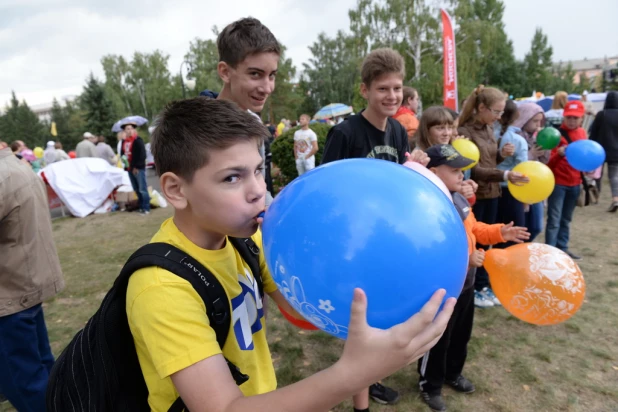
[1, 15, 617, 412]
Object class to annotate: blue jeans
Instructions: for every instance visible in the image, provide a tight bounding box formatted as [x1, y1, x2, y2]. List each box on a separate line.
[0, 304, 55, 412]
[525, 202, 544, 242]
[545, 184, 580, 251]
[129, 168, 151, 212]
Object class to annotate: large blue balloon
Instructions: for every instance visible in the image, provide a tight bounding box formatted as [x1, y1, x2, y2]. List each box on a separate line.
[262, 159, 469, 339]
[565, 140, 606, 172]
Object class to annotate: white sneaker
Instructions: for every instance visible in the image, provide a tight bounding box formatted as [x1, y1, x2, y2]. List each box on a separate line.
[474, 290, 494, 308]
[483, 287, 501, 306]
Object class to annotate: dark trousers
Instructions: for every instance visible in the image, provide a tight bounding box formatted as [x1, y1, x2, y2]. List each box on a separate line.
[0, 304, 55, 412]
[418, 287, 475, 394]
[525, 202, 544, 242]
[495, 186, 525, 248]
[471, 198, 498, 291]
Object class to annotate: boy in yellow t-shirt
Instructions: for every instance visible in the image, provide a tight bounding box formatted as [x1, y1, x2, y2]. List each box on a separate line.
[127, 96, 456, 412]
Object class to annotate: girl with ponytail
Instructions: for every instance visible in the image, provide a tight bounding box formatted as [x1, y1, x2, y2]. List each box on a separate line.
[457, 86, 529, 308]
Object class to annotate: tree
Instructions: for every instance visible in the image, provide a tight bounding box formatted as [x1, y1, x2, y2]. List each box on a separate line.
[124, 51, 176, 119]
[453, 0, 524, 98]
[51, 99, 86, 149]
[101, 55, 134, 116]
[549, 62, 576, 95]
[349, 0, 440, 83]
[102, 51, 177, 121]
[184, 36, 222, 95]
[523, 28, 554, 94]
[80, 73, 117, 137]
[301, 31, 360, 111]
[0, 91, 46, 148]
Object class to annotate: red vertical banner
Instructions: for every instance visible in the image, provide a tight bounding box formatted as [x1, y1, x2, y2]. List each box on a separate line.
[441, 9, 458, 111]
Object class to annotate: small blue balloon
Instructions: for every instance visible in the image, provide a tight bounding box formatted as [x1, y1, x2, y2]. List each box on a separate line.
[565, 140, 606, 172]
[262, 159, 469, 339]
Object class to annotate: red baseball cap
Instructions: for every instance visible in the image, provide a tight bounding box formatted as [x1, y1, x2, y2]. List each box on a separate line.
[563, 100, 585, 118]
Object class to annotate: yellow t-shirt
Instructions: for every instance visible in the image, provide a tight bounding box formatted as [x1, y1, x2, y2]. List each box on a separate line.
[126, 218, 278, 411]
[276, 122, 285, 136]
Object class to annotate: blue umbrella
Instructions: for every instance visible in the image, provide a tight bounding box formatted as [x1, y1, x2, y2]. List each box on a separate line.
[535, 97, 554, 112]
[119, 115, 148, 128]
[314, 103, 353, 120]
[111, 120, 123, 133]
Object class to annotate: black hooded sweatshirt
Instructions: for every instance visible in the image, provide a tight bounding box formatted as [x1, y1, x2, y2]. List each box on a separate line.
[589, 91, 618, 163]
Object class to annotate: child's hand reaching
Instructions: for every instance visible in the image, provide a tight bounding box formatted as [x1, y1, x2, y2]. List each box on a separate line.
[405, 149, 430, 167]
[469, 249, 485, 268]
[500, 222, 530, 243]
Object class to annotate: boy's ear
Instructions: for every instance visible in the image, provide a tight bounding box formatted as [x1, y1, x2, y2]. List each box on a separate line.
[429, 166, 438, 175]
[360, 82, 369, 100]
[217, 61, 231, 84]
[160, 172, 188, 210]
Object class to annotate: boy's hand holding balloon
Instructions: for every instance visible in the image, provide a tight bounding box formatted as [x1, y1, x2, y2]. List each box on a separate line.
[337, 289, 455, 389]
[405, 150, 430, 167]
[469, 249, 485, 268]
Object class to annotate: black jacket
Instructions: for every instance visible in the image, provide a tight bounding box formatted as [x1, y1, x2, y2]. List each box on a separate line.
[589, 91, 618, 163]
[130, 136, 146, 170]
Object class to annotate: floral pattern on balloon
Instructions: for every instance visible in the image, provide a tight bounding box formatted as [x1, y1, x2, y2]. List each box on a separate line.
[527, 243, 584, 295]
[484, 243, 586, 326]
[276, 266, 348, 337]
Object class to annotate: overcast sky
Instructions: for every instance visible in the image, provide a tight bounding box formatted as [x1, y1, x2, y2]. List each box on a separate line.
[1, 0, 617, 108]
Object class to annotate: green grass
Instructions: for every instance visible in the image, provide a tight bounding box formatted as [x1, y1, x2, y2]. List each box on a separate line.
[3, 174, 618, 411]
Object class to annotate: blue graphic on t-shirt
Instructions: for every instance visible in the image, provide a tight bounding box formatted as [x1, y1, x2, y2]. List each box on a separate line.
[230, 268, 264, 350]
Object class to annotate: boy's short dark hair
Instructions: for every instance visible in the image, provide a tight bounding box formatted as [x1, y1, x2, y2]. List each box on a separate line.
[10, 141, 21, 152]
[217, 17, 281, 68]
[361, 48, 405, 87]
[151, 98, 269, 182]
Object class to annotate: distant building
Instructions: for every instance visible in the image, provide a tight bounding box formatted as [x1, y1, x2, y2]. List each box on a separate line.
[555, 56, 618, 88]
[28, 95, 78, 123]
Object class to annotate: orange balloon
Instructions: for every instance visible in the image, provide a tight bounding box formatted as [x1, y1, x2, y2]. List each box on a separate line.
[484, 244, 585, 325]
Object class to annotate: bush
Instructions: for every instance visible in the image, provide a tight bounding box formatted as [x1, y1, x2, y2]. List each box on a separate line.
[271, 123, 332, 187]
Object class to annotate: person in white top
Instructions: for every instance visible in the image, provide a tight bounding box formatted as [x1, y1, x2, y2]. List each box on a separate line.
[293, 114, 319, 176]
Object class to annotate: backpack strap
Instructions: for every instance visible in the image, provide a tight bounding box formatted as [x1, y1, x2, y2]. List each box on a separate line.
[120, 243, 252, 412]
[229, 237, 263, 298]
[120, 243, 231, 351]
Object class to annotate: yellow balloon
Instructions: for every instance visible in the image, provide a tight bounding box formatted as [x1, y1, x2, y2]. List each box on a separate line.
[508, 161, 555, 204]
[33, 147, 44, 159]
[452, 139, 480, 171]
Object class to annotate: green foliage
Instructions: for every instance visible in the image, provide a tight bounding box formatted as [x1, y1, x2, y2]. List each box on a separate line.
[0, 91, 47, 148]
[101, 50, 180, 122]
[301, 31, 361, 111]
[80, 73, 117, 137]
[51, 99, 87, 149]
[184, 36, 222, 95]
[523, 28, 554, 94]
[271, 123, 331, 186]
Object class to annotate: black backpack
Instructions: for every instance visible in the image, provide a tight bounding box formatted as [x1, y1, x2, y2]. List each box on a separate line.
[46, 237, 263, 412]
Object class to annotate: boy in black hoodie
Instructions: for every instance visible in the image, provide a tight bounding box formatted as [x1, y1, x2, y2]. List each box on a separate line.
[589, 91, 618, 211]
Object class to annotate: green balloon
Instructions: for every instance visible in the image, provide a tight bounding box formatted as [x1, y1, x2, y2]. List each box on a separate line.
[536, 127, 561, 150]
